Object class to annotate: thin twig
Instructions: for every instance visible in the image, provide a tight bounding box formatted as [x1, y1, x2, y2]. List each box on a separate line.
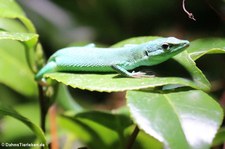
[38, 84, 47, 133]
[182, 0, 196, 21]
[126, 125, 140, 149]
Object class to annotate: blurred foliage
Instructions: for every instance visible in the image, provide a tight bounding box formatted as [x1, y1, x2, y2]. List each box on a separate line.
[19, 0, 225, 46]
[0, 0, 225, 149]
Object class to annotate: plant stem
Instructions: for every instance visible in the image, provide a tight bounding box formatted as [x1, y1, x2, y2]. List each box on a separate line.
[126, 125, 140, 149]
[38, 84, 47, 133]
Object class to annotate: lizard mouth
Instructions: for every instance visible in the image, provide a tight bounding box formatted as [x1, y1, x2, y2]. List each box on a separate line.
[169, 40, 190, 55]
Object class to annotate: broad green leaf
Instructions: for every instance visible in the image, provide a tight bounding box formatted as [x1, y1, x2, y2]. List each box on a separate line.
[0, 32, 38, 96]
[46, 73, 200, 92]
[0, 105, 47, 149]
[0, 48, 37, 96]
[59, 111, 132, 149]
[186, 38, 225, 60]
[0, 0, 36, 32]
[127, 90, 223, 149]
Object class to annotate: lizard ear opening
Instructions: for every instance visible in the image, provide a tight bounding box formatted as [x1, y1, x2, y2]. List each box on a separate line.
[144, 50, 149, 56]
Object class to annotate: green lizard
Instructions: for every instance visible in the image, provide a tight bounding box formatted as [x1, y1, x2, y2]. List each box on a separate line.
[35, 37, 189, 81]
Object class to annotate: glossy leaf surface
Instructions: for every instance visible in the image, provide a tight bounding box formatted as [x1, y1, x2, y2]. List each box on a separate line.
[46, 73, 200, 92]
[127, 90, 223, 149]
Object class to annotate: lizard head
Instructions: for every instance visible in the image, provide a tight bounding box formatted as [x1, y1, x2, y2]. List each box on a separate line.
[143, 37, 189, 65]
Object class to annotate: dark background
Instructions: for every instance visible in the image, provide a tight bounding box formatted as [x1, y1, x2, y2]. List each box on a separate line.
[18, 0, 225, 49]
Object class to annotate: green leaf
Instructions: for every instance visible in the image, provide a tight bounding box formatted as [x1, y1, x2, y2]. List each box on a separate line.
[0, 48, 37, 96]
[0, 0, 36, 32]
[46, 73, 200, 92]
[0, 105, 47, 149]
[0, 31, 38, 48]
[60, 111, 132, 149]
[127, 90, 223, 149]
[186, 38, 225, 61]
[212, 128, 225, 146]
[0, 31, 39, 96]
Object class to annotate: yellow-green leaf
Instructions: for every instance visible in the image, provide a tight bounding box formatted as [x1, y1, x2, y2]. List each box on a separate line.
[0, 0, 36, 32]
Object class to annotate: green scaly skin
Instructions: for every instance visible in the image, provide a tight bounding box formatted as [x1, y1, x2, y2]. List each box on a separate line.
[35, 37, 189, 81]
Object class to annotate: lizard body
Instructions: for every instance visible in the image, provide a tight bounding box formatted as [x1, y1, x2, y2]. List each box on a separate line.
[35, 37, 189, 81]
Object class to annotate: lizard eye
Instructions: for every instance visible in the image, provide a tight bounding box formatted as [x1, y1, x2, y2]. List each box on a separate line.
[162, 43, 170, 50]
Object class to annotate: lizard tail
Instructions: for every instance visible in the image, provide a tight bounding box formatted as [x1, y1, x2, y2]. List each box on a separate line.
[35, 61, 57, 81]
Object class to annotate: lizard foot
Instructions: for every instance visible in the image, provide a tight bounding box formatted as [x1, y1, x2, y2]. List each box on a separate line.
[130, 71, 155, 78]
